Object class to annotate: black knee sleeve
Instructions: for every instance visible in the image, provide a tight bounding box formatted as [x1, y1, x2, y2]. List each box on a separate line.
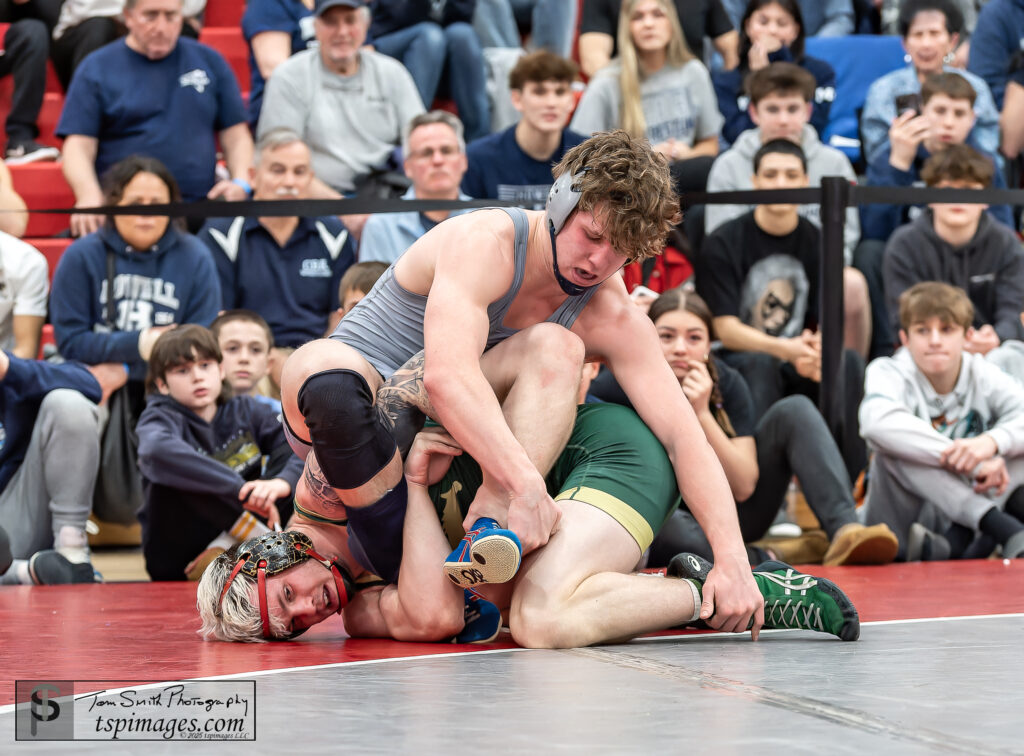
[297, 369, 396, 489]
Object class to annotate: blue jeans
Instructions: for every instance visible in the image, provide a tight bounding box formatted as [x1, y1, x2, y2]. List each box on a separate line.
[373, 21, 491, 142]
[472, 0, 577, 58]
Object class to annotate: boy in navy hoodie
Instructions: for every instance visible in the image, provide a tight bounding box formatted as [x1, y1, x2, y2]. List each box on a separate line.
[0, 351, 127, 585]
[136, 325, 302, 581]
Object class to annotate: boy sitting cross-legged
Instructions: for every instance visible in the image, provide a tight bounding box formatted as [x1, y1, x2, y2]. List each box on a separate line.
[860, 282, 1024, 561]
[136, 325, 303, 580]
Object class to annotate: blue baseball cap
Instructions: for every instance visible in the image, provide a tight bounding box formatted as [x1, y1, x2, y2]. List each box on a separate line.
[314, 0, 364, 17]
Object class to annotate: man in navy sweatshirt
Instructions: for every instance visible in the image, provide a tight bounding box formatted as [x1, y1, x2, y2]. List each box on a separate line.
[0, 351, 127, 585]
[198, 128, 355, 397]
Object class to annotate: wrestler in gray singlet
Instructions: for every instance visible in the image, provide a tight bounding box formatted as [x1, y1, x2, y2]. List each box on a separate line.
[331, 207, 597, 379]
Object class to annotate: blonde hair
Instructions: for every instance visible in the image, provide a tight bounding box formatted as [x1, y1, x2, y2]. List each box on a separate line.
[196, 551, 288, 643]
[616, 0, 694, 138]
[553, 130, 681, 261]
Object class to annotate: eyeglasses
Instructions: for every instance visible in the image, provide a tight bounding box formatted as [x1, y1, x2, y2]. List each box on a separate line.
[409, 145, 461, 160]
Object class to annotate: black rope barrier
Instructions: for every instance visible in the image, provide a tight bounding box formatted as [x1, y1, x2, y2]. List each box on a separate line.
[12, 181, 1023, 217]
[12, 179, 1022, 431]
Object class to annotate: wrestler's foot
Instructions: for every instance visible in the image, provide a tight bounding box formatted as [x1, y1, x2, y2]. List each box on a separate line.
[452, 589, 501, 644]
[443, 518, 522, 587]
[28, 550, 97, 585]
[667, 552, 860, 641]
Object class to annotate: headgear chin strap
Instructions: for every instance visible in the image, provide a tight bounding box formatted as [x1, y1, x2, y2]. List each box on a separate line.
[217, 531, 354, 640]
[547, 220, 589, 296]
[546, 167, 598, 297]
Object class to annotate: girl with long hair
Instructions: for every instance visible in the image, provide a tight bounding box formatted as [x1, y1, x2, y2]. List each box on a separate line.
[570, 0, 722, 191]
[590, 288, 898, 566]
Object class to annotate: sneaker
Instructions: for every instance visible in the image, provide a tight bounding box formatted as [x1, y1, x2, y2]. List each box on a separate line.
[443, 517, 522, 587]
[4, 140, 60, 165]
[822, 522, 899, 566]
[905, 523, 951, 562]
[751, 529, 830, 564]
[452, 588, 501, 644]
[27, 550, 97, 585]
[55, 525, 91, 565]
[184, 546, 226, 581]
[1003, 530, 1024, 559]
[668, 552, 860, 641]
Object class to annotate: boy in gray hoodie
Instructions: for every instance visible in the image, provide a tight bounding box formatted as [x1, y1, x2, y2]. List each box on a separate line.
[703, 63, 872, 358]
[883, 144, 1024, 372]
[704, 62, 860, 265]
[860, 282, 1024, 561]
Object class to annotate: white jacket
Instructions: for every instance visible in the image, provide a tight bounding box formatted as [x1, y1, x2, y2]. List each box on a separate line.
[859, 347, 1024, 466]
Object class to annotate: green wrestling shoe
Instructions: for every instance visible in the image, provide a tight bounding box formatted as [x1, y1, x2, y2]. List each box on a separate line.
[667, 552, 860, 641]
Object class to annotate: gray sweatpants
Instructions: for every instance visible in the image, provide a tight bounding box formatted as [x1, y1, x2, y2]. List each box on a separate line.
[863, 451, 1024, 559]
[0, 389, 101, 559]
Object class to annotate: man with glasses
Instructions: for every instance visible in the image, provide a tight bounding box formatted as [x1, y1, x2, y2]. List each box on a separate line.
[359, 112, 474, 265]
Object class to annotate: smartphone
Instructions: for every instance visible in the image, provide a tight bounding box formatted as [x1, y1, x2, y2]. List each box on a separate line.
[630, 285, 659, 301]
[895, 93, 924, 117]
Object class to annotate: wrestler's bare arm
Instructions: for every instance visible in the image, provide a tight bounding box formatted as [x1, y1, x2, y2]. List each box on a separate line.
[573, 285, 765, 638]
[419, 214, 557, 542]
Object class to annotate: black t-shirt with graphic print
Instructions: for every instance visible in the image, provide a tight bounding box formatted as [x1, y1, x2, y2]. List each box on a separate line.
[696, 211, 820, 338]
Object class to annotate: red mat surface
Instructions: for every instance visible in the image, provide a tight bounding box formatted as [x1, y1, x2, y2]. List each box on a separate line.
[3, 560, 1022, 707]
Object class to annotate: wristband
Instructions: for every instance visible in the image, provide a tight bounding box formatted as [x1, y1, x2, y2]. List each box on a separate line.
[231, 177, 251, 194]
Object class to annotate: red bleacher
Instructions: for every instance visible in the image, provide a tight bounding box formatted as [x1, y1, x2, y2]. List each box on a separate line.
[9, 163, 74, 238]
[199, 26, 251, 93]
[30, 237, 73, 284]
[204, 0, 246, 28]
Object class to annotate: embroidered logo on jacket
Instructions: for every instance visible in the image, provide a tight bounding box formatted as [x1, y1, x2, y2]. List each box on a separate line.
[300, 258, 332, 278]
[179, 69, 211, 93]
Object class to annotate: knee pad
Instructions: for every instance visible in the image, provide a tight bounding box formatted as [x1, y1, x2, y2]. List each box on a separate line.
[297, 369, 396, 489]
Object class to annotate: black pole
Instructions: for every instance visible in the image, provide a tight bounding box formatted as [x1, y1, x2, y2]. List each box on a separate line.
[818, 176, 849, 430]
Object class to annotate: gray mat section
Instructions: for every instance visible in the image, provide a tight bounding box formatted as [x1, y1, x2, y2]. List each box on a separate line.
[5, 617, 1022, 755]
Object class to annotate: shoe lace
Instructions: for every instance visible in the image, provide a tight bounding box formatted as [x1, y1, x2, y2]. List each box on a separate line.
[764, 598, 824, 632]
[754, 568, 818, 592]
[754, 568, 825, 632]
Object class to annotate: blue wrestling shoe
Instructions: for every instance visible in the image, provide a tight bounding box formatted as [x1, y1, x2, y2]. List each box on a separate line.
[452, 589, 501, 644]
[443, 517, 522, 587]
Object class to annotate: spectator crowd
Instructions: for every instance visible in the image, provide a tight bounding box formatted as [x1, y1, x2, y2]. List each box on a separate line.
[4, 0, 1024, 588]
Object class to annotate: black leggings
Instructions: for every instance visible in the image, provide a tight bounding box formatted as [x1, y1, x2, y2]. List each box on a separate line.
[647, 395, 859, 567]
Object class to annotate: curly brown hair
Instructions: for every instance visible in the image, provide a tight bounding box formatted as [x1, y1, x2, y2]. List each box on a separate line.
[553, 130, 681, 262]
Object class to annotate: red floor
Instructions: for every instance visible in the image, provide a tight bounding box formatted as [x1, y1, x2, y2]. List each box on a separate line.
[3, 560, 1022, 708]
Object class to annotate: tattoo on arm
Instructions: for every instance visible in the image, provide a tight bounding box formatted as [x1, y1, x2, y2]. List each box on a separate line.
[375, 350, 431, 456]
[302, 453, 347, 515]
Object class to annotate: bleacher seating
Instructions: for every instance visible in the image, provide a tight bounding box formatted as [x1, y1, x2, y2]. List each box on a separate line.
[199, 26, 251, 93]
[9, 163, 74, 238]
[204, 0, 246, 28]
[0, 24, 66, 150]
[804, 35, 907, 165]
[29, 237, 73, 283]
[0, 23, 62, 94]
